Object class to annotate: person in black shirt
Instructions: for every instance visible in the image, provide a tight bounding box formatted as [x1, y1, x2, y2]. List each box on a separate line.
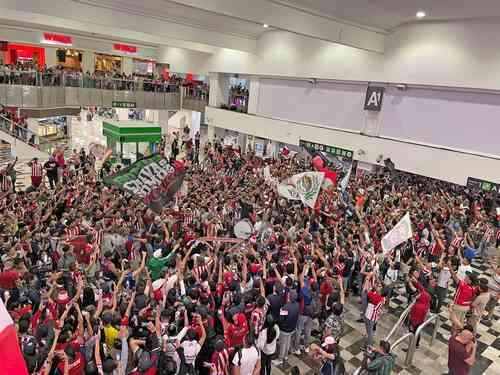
[43, 157, 58, 189]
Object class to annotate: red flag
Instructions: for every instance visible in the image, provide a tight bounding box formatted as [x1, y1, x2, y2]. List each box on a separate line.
[0, 298, 29, 375]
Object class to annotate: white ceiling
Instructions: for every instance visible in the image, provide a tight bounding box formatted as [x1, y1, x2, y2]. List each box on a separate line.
[278, 0, 500, 30]
[76, 0, 267, 39]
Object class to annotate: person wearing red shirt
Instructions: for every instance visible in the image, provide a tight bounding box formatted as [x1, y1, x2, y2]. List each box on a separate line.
[56, 346, 85, 375]
[450, 265, 478, 325]
[409, 288, 431, 348]
[363, 273, 388, 348]
[220, 311, 248, 348]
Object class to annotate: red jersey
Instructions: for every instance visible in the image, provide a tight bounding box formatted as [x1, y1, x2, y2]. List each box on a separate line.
[453, 281, 476, 307]
[365, 291, 385, 322]
[57, 351, 85, 375]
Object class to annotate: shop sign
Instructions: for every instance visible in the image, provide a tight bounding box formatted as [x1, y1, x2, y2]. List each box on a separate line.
[114, 43, 138, 54]
[112, 101, 136, 108]
[42, 33, 72, 46]
[364, 86, 384, 111]
[467, 177, 499, 194]
[299, 140, 353, 159]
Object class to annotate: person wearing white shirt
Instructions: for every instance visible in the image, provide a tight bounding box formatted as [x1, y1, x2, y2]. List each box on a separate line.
[256, 316, 279, 375]
[232, 333, 260, 375]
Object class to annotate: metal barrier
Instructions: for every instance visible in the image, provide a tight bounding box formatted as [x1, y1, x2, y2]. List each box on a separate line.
[384, 301, 416, 343]
[1, 70, 183, 92]
[0, 114, 39, 148]
[404, 314, 440, 367]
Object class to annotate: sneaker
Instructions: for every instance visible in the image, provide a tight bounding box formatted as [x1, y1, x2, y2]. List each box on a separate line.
[304, 347, 310, 354]
[294, 349, 302, 355]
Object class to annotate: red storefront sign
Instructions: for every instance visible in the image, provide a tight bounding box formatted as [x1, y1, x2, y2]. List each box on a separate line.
[113, 43, 138, 54]
[42, 33, 72, 45]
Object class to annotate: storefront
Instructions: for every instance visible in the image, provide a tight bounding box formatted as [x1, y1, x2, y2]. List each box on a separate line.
[56, 48, 83, 70]
[94, 53, 122, 74]
[4, 43, 45, 69]
[133, 58, 155, 76]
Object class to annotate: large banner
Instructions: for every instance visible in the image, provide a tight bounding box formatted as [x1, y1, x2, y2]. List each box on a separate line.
[103, 154, 185, 213]
[381, 212, 413, 254]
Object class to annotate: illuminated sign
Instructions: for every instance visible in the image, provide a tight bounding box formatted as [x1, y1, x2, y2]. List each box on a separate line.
[114, 43, 138, 54]
[42, 33, 72, 46]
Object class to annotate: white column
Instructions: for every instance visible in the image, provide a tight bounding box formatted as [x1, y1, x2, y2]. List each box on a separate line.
[208, 72, 218, 107]
[82, 51, 95, 73]
[122, 57, 134, 75]
[247, 75, 260, 114]
[44, 47, 58, 68]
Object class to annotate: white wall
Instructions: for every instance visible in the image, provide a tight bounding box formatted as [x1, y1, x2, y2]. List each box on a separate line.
[384, 20, 500, 90]
[206, 107, 500, 186]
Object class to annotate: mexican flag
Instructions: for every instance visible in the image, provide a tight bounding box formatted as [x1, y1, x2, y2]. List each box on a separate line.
[103, 155, 185, 213]
[279, 172, 325, 208]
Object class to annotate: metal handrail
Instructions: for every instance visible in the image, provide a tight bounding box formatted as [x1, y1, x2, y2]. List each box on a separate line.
[385, 300, 416, 343]
[0, 114, 39, 148]
[404, 314, 440, 367]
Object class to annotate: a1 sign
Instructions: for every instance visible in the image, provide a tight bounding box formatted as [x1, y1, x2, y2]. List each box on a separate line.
[364, 86, 385, 112]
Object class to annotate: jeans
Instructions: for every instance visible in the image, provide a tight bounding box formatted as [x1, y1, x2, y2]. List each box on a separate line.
[260, 352, 272, 375]
[360, 290, 368, 320]
[294, 314, 313, 350]
[278, 330, 294, 360]
[365, 319, 376, 347]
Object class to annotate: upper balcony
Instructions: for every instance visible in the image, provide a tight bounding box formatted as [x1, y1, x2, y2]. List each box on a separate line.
[0, 70, 208, 112]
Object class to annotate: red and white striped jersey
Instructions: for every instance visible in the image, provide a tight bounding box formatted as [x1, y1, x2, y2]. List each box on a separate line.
[65, 226, 81, 237]
[31, 162, 43, 177]
[210, 348, 232, 375]
[450, 237, 464, 249]
[453, 280, 476, 307]
[0, 175, 12, 192]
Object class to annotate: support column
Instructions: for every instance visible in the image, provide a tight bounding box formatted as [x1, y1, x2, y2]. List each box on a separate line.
[206, 124, 215, 143]
[247, 75, 260, 115]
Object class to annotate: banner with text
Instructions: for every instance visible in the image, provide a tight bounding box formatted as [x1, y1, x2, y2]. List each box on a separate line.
[103, 154, 185, 213]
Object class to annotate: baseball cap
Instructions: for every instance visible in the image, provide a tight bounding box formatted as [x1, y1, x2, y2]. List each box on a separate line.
[322, 336, 336, 347]
[465, 271, 478, 284]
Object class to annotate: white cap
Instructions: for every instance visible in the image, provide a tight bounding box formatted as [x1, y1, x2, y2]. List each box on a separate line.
[322, 336, 336, 347]
[153, 249, 163, 258]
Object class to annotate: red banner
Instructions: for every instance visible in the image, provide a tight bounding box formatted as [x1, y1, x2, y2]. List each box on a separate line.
[114, 43, 137, 53]
[43, 33, 72, 45]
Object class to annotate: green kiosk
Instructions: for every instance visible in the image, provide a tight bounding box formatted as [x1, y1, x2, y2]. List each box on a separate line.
[103, 120, 162, 163]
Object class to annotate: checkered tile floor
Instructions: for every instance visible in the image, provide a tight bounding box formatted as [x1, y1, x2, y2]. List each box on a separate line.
[273, 259, 499, 375]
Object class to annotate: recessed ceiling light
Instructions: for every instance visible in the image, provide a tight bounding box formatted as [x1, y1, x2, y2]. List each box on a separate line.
[416, 11, 426, 18]
[262, 24, 269, 28]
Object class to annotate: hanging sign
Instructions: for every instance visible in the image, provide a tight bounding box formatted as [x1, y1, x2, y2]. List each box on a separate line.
[42, 33, 72, 46]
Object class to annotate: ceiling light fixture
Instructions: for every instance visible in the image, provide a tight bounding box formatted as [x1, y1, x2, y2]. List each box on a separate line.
[262, 24, 269, 28]
[416, 11, 426, 18]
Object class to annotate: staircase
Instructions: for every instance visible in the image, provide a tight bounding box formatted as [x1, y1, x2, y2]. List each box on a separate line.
[0, 114, 47, 160]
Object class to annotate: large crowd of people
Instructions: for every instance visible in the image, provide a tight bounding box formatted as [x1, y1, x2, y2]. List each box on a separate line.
[0, 132, 498, 375]
[0, 63, 209, 97]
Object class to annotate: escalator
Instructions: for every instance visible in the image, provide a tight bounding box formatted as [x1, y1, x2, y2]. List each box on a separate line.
[0, 114, 47, 160]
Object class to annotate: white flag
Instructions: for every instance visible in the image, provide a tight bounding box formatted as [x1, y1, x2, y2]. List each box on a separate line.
[381, 212, 413, 254]
[340, 165, 352, 191]
[290, 172, 325, 208]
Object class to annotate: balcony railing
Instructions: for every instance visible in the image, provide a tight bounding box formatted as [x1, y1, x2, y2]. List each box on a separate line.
[0, 114, 39, 148]
[0, 70, 182, 92]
